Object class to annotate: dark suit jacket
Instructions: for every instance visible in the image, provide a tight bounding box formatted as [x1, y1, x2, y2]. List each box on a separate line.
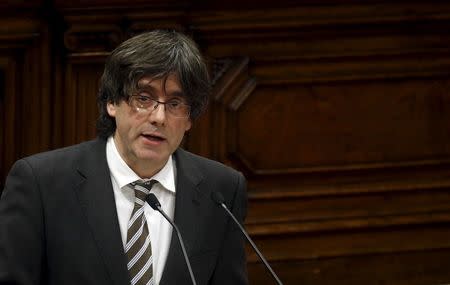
[0, 139, 248, 285]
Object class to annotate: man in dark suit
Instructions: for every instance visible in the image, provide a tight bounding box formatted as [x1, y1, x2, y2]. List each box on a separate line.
[0, 30, 248, 285]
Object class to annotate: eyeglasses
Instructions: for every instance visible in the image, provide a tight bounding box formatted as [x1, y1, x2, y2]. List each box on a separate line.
[128, 95, 191, 118]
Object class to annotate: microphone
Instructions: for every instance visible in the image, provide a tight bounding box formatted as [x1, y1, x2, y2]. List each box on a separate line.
[145, 193, 197, 285]
[211, 191, 284, 285]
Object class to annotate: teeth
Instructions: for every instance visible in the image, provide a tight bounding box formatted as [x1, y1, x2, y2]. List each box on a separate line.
[143, 134, 163, 140]
[143, 134, 161, 138]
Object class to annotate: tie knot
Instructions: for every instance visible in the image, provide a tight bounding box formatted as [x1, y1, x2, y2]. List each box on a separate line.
[131, 179, 157, 205]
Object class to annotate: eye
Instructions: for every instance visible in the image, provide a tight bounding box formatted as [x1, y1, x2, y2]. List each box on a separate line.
[136, 95, 153, 104]
[167, 99, 182, 109]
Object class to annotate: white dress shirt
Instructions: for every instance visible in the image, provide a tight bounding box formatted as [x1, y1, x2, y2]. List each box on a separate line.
[106, 136, 176, 284]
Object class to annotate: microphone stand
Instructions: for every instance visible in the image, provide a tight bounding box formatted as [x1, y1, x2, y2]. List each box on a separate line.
[212, 191, 283, 285]
[146, 194, 197, 285]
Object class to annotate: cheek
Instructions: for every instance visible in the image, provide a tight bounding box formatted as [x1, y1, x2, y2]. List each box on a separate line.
[116, 110, 139, 128]
[169, 123, 189, 143]
[115, 115, 137, 138]
[114, 113, 126, 129]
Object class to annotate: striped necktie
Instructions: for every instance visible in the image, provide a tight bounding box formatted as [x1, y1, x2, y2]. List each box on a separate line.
[126, 179, 157, 285]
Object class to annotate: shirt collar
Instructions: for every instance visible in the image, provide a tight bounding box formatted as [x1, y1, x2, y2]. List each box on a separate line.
[106, 136, 176, 193]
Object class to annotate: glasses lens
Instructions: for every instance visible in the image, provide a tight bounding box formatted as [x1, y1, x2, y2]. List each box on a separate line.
[165, 100, 189, 118]
[130, 95, 156, 110]
[129, 95, 190, 118]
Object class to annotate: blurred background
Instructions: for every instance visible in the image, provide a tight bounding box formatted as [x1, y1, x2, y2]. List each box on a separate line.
[1, 0, 450, 284]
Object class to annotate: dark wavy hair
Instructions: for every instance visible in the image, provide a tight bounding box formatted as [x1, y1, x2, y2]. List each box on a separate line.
[96, 29, 210, 139]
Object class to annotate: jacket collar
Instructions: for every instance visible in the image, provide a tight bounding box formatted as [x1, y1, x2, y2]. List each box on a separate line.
[159, 148, 205, 284]
[74, 138, 130, 285]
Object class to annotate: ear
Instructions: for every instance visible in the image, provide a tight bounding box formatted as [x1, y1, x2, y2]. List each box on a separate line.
[106, 102, 117, 117]
[185, 119, 192, 132]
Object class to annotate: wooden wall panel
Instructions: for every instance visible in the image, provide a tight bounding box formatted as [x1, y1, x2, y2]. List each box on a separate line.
[0, 16, 52, 189]
[62, 58, 105, 145]
[189, 2, 450, 284]
[249, 249, 450, 285]
[237, 78, 450, 171]
[1, 1, 450, 284]
[0, 56, 17, 190]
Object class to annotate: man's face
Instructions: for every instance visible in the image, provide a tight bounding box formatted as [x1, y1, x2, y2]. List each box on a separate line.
[107, 74, 192, 176]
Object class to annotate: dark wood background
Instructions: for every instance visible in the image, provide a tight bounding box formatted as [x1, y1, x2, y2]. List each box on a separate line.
[1, 0, 450, 284]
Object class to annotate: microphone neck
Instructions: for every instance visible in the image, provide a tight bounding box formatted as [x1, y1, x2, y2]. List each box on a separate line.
[216, 198, 284, 285]
[148, 201, 197, 285]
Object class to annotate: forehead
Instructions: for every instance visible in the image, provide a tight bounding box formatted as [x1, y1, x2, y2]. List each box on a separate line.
[137, 74, 182, 91]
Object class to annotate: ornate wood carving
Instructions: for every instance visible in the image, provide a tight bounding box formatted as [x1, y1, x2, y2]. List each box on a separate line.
[62, 11, 188, 54]
[194, 57, 257, 165]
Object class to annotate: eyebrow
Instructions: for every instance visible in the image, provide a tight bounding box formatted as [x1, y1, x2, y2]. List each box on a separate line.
[136, 86, 185, 99]
[136, 83, 157, 92]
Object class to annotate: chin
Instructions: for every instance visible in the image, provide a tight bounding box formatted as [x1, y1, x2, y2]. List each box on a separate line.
[137, 150, 168, 163]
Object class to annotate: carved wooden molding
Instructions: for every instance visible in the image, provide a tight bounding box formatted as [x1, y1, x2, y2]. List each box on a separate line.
[62, 11, 187, 54]
[54, 0, 187, 10]
[192, 3, 450, 34]
[64, 23, 124, 53]
[0, 17, 40, 49]
[208, 57, 256, 163]
[247, 212, 450, 236]
[246, 224, 450, 262]
[246, 185, 450, 233]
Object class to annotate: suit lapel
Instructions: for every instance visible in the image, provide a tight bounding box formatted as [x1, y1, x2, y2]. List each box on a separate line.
[160, 149, 204, 285]
[74, 139, 130, 285]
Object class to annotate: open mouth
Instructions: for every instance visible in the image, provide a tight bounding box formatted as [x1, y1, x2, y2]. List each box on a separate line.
[142, 134, 165, 142]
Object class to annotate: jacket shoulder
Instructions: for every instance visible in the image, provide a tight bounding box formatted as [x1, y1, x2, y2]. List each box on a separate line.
[23, 139, 103, 164]
[176, 148, 241, 176]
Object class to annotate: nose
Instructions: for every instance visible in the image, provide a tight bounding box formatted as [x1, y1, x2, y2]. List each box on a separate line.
[148, 102, 166, 125]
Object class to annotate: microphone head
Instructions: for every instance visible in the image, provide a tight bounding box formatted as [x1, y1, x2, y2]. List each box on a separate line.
[211, 191, 225, 205]
[146, 193, 161, 210]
